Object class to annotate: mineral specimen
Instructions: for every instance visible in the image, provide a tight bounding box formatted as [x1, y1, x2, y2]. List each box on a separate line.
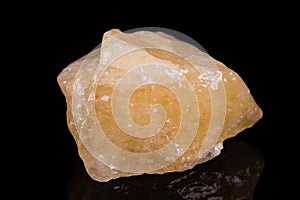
[57, 28, 263, 182]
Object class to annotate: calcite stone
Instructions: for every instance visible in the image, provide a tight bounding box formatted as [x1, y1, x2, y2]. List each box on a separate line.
[57, 29, 263, 182]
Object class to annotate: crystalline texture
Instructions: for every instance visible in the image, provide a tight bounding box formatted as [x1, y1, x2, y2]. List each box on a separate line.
[57, 29, 263, 182]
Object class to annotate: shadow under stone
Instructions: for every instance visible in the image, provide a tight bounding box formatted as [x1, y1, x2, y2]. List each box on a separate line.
[67, 139, 264, 200]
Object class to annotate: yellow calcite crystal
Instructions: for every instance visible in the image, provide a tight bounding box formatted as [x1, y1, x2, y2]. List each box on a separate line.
[57, 29, 262, 182]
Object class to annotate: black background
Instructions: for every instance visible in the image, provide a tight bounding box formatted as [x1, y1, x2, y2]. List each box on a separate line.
[17, 3, 296, 199]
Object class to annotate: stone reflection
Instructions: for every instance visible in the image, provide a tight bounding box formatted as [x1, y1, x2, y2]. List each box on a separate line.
[67, 139, 264, 200]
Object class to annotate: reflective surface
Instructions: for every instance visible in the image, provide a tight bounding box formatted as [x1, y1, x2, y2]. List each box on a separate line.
[67, 139, 264, 200]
